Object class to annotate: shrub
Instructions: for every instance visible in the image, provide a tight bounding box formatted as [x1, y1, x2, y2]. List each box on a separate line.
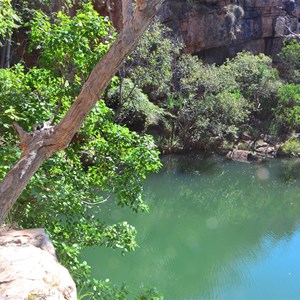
[274, 84, 300, 132]
[107, 78, 165, 131]
[278, 138, 300, 156]
[278, 39, 300, 83]
[222, 51, 281, 127]
[176, 90, 249, 150]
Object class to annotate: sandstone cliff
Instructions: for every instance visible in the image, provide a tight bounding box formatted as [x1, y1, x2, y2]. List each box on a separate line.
[0, 228, 77, 299]
[158, 0, 300, 63]
[92, 0, 300, 63]
[10, 0, 300, 66]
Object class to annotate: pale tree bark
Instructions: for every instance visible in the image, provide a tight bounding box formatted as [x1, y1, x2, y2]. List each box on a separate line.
[284, 25, 300, 40]
[121, 0, 133, 25]
[0, 0, 164, 225]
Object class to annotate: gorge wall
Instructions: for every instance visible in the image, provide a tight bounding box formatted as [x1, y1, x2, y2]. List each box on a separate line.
[93, 0, 300, 63]
[158, 0, 300, 63]
[8, 0, 300, 66]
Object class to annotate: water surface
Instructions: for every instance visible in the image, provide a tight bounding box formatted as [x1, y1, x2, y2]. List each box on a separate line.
[84, 155, 300, 299]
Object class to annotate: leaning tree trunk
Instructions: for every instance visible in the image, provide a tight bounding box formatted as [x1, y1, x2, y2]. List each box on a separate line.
[0, 0, 164, 225]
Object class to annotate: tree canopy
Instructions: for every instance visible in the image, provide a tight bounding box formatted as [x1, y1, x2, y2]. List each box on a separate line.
[0, 0, 164, 298]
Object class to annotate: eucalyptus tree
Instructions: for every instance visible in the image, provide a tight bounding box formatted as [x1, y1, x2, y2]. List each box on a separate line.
[0, 0, 164, 297]
[0, 0, 164, 231]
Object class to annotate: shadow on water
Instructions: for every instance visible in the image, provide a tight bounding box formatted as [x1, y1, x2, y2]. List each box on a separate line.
[83, 156, 300, 299]
[162, 153, 222, 176]
[275, 158, 300, 183]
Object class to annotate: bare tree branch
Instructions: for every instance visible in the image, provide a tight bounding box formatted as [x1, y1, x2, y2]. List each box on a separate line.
[83, 191, 114, 206]
[284, 24, 300, 40]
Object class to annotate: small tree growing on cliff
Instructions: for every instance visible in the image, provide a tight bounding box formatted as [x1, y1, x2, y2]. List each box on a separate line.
[278, 39, 300, 84]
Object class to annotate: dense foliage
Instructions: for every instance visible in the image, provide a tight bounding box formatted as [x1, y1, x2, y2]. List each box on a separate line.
[149, 39, 298, 152]
[0, 0, 20, 39]
[107, 22, 300, 153]
[106, 19, 182, 132]
[278, 39, 300, 84]
[0, 3, 162, 299]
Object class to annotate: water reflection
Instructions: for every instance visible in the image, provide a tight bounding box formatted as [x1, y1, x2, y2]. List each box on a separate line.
[83, 156, 300, 299]
[276, 158, 300, 183]
[162, 154, 222, 176]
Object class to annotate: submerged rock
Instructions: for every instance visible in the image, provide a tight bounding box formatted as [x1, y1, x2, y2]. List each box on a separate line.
[226, 149, 256, 162]
[240, 131, 252, 141]
[0, 228, 77, 299]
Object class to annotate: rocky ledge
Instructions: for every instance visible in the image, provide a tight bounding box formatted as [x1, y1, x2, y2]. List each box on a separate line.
[226, 132, 299, 162]
[0, 228, 77, 299]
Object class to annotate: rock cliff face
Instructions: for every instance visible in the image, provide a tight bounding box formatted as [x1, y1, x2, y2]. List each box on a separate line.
[10, 0, 299, 66]
[0, 228, 77, 299]
[159, 0, 300, 63]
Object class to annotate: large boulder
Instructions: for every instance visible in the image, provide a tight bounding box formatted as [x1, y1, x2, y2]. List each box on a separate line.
[226, 149, 256, 162]
[0, 228, 77, 299]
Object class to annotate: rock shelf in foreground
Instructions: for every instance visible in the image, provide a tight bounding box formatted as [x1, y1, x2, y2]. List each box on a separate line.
[0, 228, 77, 299]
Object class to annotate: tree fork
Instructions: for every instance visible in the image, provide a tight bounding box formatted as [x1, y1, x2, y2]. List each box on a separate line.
[0, 0, 164, 225]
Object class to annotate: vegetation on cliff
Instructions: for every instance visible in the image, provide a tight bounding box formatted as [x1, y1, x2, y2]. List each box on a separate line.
[108, 23, 299, 154]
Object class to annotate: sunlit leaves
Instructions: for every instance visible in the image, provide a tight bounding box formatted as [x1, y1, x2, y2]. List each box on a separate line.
[274, 84, 300, 131]
[0, 3, 162, 298]
[171, 51, 282, 150]
[107, 78, 165, 130]
[0, 0, 20, 41]
[5, 98, 161, 294]
[278, 39, 300, 84]
[222, 51, 280, 111]
[82, 101, 162, 212]
[0, 65, 59, 136]
[29, 2, 115, 84]
[127, 18, 183, 94]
